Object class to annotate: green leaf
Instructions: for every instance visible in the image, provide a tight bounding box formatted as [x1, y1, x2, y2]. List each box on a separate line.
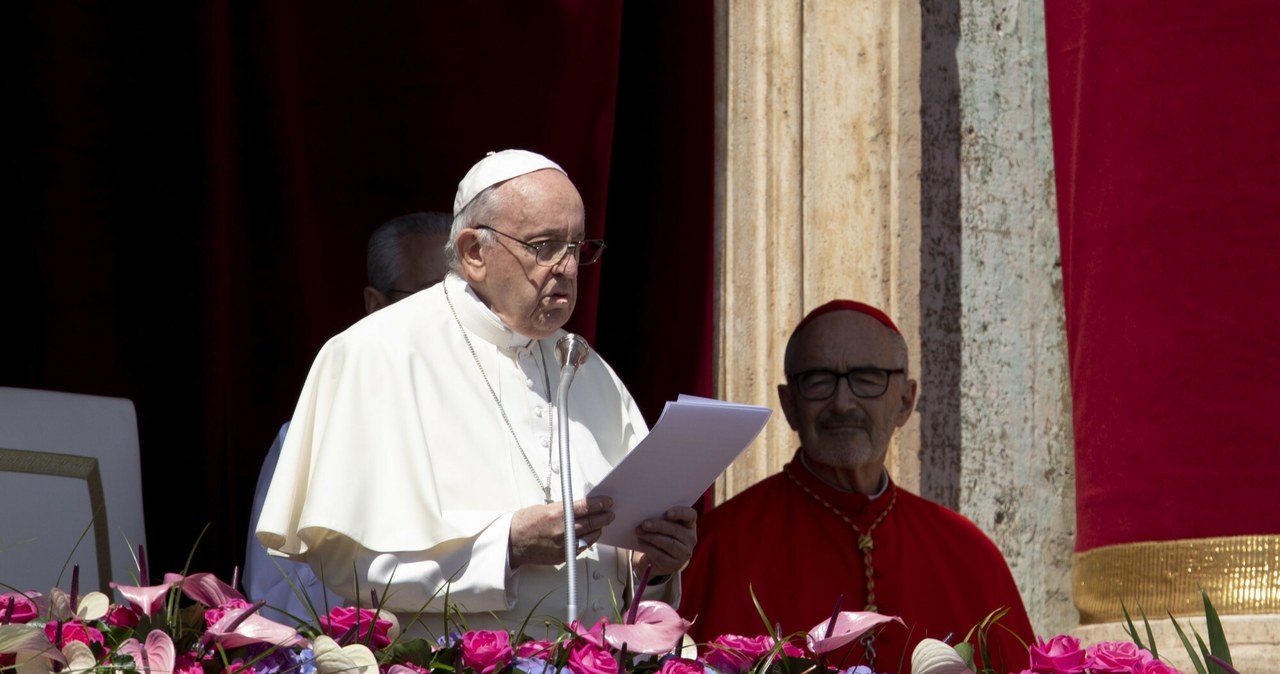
[1200, 588, 1233, 668]
[1167, 612, 1207, 674]
[1120, 598, 1145, 650]
[1192, 626, 1220, 674]
[1138, 605, 1158, 660]
[747, 585, 777, 640]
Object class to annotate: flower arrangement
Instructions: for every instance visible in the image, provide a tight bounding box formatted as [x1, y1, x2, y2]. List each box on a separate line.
[0, 556, 1236, 674]
[909, 590, 1239, 674]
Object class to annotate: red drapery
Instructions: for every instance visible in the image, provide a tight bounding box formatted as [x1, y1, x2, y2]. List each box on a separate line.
[4, 2, 713, 578]
[1044, 1, 1280, 553]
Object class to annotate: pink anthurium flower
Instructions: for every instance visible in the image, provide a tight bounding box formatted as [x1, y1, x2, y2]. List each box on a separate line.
[567, 618, 608, 649]
[110, 580, 174, 617]
[170, 572, 245, 608]
[603, 601, 692, 655]
[804, 611, 904, 654]
[118, 629, 177, 674]
[204, 602, 306, 649]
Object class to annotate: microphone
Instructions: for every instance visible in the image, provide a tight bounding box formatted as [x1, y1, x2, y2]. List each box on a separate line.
[556, 333, 590, 375]
[554, 333, 590, 621]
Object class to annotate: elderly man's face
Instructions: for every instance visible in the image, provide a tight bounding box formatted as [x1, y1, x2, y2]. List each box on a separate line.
[777, 312, 917, 492]
[466, 169, 586, 339]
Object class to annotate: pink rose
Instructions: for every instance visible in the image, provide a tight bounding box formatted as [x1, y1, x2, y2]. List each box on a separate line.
[43, 620, 105, 649]
[658, 657, 705, 674]
[460, 630, 515, 674]
[1029, 634, 1088, 673]
[567, 642, 618, 674]
[1086, 641, 1154, 672]
[1134, 660, 1183, 674]
[320, 606, 394, 648]
[702, 635, 776, 674]
[779, 641, 803, 658]
[0, 593, 38, 624]
[518, 640, 556, 660]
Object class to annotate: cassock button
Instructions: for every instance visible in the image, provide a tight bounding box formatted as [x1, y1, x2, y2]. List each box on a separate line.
[592, 570, 601, 580]
[591, 600, 603, 612]
[534, 406, 543, 417]
[525, 378, 534, 388]
[540, 437, 550, 448]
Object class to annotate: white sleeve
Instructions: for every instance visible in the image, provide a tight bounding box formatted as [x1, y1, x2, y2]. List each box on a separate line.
[300, 512, 519, 614]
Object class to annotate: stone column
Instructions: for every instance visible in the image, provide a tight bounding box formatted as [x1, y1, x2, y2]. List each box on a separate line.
[715, 0, 924, 500]
[715, 0, 1079, 643]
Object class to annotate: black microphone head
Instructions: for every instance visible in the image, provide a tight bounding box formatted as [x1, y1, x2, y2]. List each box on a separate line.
[556, 333, 590, 369]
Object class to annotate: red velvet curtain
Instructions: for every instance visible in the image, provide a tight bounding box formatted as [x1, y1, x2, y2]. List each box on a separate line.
[1044, 1, 1280, 553]
[4, 2, 713, 579]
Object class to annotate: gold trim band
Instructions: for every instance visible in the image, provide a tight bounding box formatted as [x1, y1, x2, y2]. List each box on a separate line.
[0, 448, 112, 593]
[1074, 536, 1280, 624]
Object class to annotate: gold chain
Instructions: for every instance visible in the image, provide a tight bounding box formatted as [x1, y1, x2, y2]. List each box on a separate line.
[784, 463, 897, 613]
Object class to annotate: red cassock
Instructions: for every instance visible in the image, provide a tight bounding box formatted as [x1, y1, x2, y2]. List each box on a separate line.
[680, 450, 1034, 672]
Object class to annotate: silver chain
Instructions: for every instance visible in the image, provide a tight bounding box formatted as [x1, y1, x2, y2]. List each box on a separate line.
[444, 282, 554, 503]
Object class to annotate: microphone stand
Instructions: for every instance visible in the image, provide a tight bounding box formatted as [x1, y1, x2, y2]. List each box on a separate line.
[554, 333, 590, 622]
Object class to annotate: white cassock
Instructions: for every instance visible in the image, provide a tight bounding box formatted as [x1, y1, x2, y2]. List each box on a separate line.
[256, 273, 676, 636]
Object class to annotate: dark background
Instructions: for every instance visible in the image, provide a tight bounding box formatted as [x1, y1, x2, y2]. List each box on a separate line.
[4, 1, 713, 581]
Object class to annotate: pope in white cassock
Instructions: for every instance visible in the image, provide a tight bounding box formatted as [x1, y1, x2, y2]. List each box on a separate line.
[255, 149, 697, 636]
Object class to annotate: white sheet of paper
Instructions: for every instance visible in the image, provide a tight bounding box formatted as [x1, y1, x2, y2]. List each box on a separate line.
[588, 394, 771, 549]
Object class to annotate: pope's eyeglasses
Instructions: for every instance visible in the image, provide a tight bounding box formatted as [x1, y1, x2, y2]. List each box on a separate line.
[474, 225, 606, 267]
[787, 367, 905, 400]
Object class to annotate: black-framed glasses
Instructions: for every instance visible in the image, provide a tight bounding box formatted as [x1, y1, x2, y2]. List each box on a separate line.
[787, 367, 905, 400]
[474, 225, 606, 267]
